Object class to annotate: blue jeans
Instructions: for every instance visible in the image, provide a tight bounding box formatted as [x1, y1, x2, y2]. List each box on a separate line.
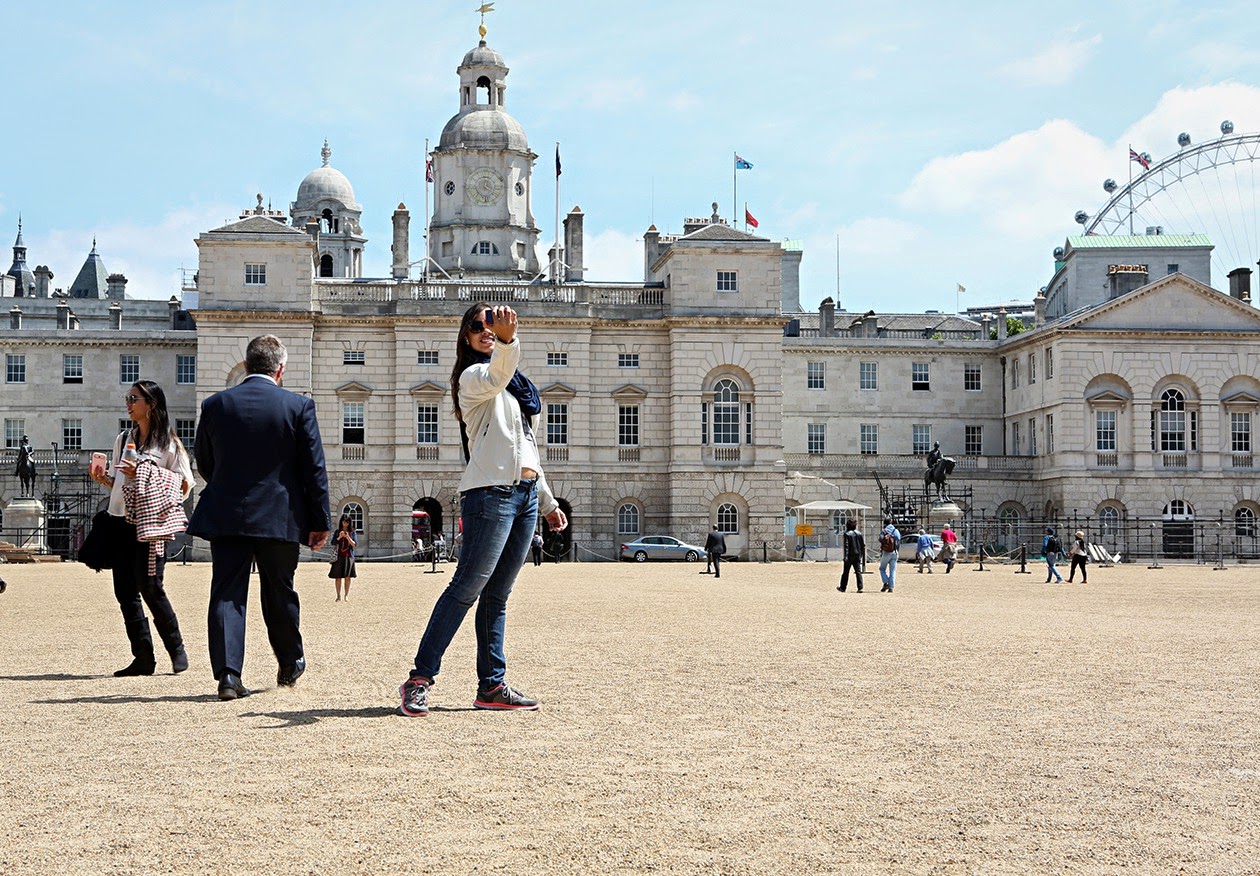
[1045, 552, 1063, 582]
[879, 551, 898, 588]
[412, 480, 538, 689]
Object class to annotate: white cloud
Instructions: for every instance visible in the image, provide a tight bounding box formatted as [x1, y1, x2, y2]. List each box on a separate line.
[997, 34, 1102, 87]
[583, 228, 644, 282]
[667, 92, 700, 112]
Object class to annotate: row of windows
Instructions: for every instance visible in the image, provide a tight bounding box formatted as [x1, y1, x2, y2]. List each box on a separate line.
[806, 424, 985, 456]
[1090, 400, 1251, 453]
[1010, 348, 1055, 389]
[3, 417, 195, 451]
[345, 403, 647, 447]
[805, 360, 984, 392]
[5, 354, 196, 385]
[343, 350, 642, 369]
[617, 502, 740, 536]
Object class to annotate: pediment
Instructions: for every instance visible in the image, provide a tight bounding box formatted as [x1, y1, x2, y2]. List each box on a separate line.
[610, 383, 649, 400]
[1221, 390, 1260, 408]
[1085, 390, 1130, 407]
[540, 382, 576, 398]
[334, 380, 374, 398]
[409, 380, 446, 398]
[1065, 273, 1260, 332]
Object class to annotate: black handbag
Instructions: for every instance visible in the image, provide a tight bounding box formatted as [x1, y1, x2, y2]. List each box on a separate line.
[80, 510, 126, 571]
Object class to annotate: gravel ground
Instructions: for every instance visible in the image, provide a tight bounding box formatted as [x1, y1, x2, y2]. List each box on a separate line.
[0, 557, 1257, 875]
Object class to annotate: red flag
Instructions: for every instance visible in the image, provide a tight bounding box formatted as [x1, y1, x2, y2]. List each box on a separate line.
[745, 208, 759, 229]
[425, 159, 434, 183]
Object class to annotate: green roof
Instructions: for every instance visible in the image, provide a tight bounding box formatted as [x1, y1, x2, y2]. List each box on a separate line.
[1066, 234, 1212, 249]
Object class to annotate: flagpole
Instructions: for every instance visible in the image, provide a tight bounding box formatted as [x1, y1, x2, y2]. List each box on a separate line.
[424, 137, 430, 281]
[835, 235, 840, 309]
[1127, 143, 1134, 235]
[554, 140, 561, 284]
[743, 201, 747, 232]
[732, 152, 737, 225]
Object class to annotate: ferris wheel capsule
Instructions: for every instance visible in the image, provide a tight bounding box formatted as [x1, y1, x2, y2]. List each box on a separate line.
[1221, 120, 1235, 135]
[1104, 178, 1118, 193]
[1074, 210, 1089, 225]
[1178, 132, 1191, 147]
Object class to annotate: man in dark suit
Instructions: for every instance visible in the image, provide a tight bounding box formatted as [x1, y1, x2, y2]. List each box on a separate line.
[188, 335, 331, 700]
[704, 525, 727, 579]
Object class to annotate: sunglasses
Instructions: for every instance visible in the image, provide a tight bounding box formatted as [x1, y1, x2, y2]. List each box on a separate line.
[124, 394, 149, 405]
[468, 320, 495, 334]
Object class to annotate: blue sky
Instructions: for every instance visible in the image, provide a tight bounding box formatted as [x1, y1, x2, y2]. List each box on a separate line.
[6, 1, 1260, 314]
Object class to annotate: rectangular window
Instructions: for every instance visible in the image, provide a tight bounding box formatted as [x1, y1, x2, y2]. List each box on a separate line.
[1028, 354, 1036, 384]
[176, 354, 197, 384]
[1096, 410, 1116, 451]
[547, 403, 568, 445]
[1046, 414, 1054, 454]
[1232, 412, 1252, 453]
[964, 363, 982, 392]
[618, 405, 640, 447]
[806, 361, 825, 390]
[4, 419, 24, 449]
[61, 419, 83, 451]
[6, 354, 26, 384]
[701, 403, 708, 446]
[1167, 263, 1179, 274]
[912, 424, 931, 455]
[1028, 418, 1037, 455]
[964, 425, 983, 456]
[547, 352, 568, 367]
[1045, 348, 1054, 379]
[417, 350, 440, 366]
[63, 354, 84, 384]
[1010, 359, 1020, 389]
[244, 263, 266, 285]
[119, 418, 135, 436]
[119, 354, 140, 385]
[342, 351, 365, 366]
[1012, 421, 1021, 455]
[807, 423, 826, 455]
[175, 418, 196, 451]
[911, 362, 930, 391]
[416, 404, 439, 445]
[618, 353, 639, 368]
[342, 401, 365, 445]
[745, 403, 753, 445]
[859, 424, 878, 455]
[716, 270, 738, 293]
[859, 362, 877, 391]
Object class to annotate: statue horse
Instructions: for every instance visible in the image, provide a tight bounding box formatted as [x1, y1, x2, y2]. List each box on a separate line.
[15, 446, 37, 496]
[924, 456, 956, 501]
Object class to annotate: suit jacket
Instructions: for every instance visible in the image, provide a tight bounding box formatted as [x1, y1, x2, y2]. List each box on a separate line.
[704, 531, 726, 555]
[188, 375, 331, 543]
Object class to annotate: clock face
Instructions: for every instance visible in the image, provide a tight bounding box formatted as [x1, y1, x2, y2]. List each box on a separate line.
[466, 168, 505, 205]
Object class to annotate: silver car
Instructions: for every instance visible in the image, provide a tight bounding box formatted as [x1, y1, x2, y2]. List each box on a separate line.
[620, 535, 707, 562]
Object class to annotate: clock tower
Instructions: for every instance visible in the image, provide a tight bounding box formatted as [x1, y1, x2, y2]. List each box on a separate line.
[428, 34, 541, 278]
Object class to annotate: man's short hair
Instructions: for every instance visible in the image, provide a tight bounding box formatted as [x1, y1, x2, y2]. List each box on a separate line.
[245, 335, 288, 375]
[884, 516, 893, 525]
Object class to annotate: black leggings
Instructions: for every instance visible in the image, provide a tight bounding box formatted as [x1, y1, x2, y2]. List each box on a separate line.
[1069, 555, 1088, 580]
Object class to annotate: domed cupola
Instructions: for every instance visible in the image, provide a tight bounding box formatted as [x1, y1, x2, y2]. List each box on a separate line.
[428, 23, 541, 279]
[290, 141, 367, 278]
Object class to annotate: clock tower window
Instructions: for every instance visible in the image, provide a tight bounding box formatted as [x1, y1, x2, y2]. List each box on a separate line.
[472, 241, 499, 255]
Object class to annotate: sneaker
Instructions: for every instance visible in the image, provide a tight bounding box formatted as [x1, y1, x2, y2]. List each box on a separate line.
[399, 677, 431, 716]
[474, 683, 539, 711]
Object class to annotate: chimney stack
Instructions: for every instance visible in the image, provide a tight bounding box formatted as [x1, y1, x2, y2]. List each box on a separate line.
[1227, 267, 1252, 303]
[997, 308, 1009, 339]
[819, 296, 835, 337]
[106, 273, 127, 300]
[56, 299, 71, 330]
[391, 203, 410, 280]
[109, 301, 122, 330]
[563, 207, 585, 282]
[1106, 264, 1148, 300]
[9, 305, 21, 330]
[168, 296, 180, 327]
[33, 266, 53, 298]
[1033, 292, 1047, 326]
[642, 225, 661, 282]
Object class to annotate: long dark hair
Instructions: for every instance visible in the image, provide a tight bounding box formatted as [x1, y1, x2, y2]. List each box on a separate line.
[130, 379, 182, 455]
[450, 302, 491, 425]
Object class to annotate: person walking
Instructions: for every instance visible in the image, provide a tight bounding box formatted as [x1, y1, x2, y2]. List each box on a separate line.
[188, 335, 331, 700]
[329, 515, 357, 601]
[1067, 530, 1089, 583]
[531, 531, 544, 566]
[1042, 526, 1065, 583]
[939, 522, 958, 573]
[705, 525, 727, 579]
[879, 516, 901, 592]
[836, 518, 865, 592]
[399, 305, 568, 717]
[915, 528, 935, 573]
[89, 380, 193, 676]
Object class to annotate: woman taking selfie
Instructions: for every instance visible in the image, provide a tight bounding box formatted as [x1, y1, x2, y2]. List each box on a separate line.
[399, 304, 568, 716]
[329, 514, 357, 601]
[91, 380, 194, 676]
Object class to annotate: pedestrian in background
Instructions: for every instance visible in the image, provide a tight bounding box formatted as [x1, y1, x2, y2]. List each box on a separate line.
[705, 525, 727, 579]
[837, 518, 865, 592]
[1067, 530, 1089, 584]
[531, 531, 543, 566]
[1042, 526, 1064, 584]
[915, 527, 935, 574]
[879, 516, 901, 592]
[939, 522, 958, 573]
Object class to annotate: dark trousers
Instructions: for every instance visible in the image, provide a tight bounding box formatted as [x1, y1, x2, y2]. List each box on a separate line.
[531, 545, 542, 566]
[207, 537, 302, 680]
[1069, 555, 1088, 581]
[112, 523, 181, 662]
[708, 550, 722, 578]
[839, 559, 864, 592]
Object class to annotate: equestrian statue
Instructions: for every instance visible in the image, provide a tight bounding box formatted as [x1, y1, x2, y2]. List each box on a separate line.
[14, 435, 37, 497]
[923, 442, 955, 501]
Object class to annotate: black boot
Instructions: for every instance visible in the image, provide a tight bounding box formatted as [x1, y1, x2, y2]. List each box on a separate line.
[153, 615, 189, 674]
[114, 617, 157, 676]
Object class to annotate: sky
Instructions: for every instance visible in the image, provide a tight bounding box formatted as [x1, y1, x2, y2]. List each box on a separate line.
[6, 1, 1260, 315]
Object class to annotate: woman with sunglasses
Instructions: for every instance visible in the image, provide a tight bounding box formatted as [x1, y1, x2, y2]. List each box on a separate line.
[90, 380, 194, 676]
[399, 304, 568, 716]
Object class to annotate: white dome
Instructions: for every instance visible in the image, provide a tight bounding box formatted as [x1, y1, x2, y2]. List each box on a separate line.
[296, 165, 359, 210]
[439, 109, 529, 152]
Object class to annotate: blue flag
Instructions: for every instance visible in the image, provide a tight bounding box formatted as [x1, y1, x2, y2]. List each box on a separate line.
[734, 154, 753, 170]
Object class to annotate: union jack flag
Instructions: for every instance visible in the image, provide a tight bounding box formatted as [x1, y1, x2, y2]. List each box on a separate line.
[1129, 148, 1150, 170]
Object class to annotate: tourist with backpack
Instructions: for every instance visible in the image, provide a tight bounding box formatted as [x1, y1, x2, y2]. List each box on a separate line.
[878, 517, 901, 592]
[1067, 530, 1089, 584]
[1042, 526, 1064, 583]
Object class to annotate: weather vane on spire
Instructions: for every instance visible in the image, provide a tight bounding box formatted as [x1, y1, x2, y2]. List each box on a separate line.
[476, 2, 495, 40]
[321, 140, 331, 167]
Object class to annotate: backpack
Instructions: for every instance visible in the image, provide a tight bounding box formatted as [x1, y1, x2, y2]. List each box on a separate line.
[879, 531, 897, 553]
[1047, 536, 1062, 554]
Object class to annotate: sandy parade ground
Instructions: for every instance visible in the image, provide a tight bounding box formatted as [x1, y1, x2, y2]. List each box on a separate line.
[0, 555, 1258, 875]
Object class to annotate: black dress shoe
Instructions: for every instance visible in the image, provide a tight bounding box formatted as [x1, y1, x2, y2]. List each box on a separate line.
[277, 657, 306, 688]
[114, 659, 157, 677]
[218, 673, 250, 700]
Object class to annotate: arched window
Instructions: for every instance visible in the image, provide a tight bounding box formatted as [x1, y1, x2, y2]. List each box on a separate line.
[998, 506, 1020, 534]
[1235, 506, 1256, 538]
[319, 254, 334, 277]
[716, 503, 739, 534]
[712, 379, 740, 445]
[617, 503, 640, 536]
[1163, 499, 1194, 519]
[1159, 389, 1186, 451]
[341, 502, 364, 534]
[471, 241, 499, 255]
[1098, 505, 1120, 540]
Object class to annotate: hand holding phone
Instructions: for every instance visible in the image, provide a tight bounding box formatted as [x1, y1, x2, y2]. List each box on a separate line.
[90, 452, 108, 478]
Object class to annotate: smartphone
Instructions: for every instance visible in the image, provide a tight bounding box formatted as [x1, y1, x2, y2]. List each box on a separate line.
[484, 308, 495, 326]
[90, 451, 108, 476]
